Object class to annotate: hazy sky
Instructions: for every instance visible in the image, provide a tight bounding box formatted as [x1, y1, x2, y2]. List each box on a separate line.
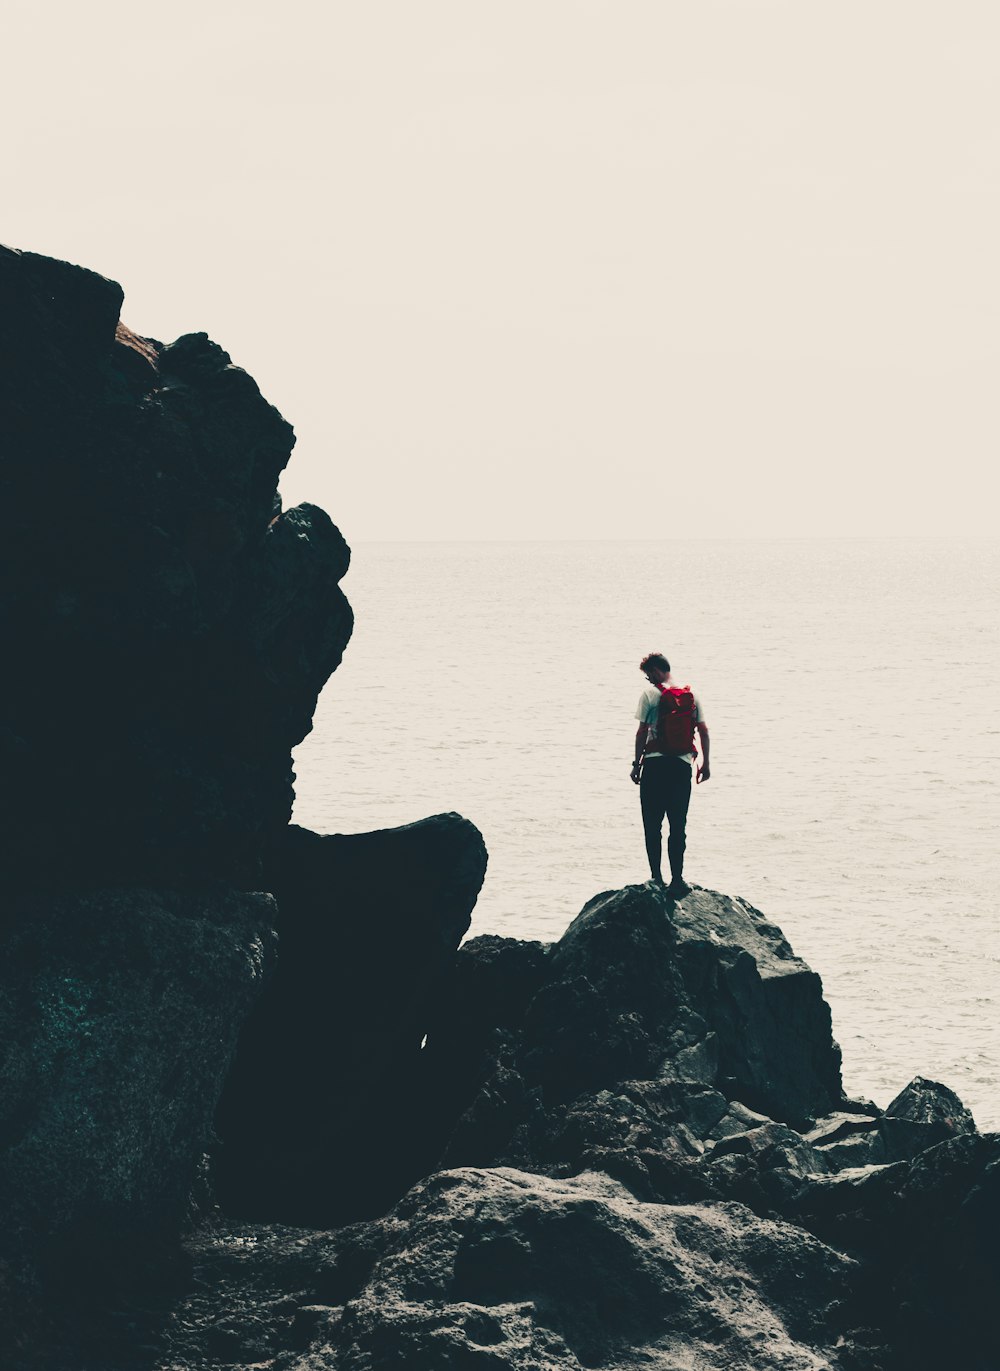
[6, 2, 998, 539]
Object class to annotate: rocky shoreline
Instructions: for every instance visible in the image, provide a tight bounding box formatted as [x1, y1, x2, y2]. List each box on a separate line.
[1, 246, 996, 1370]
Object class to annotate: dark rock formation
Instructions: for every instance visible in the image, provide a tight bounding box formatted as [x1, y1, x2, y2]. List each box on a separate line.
[214, 815, 489, 1225]
[0, 888, 275, 1302]
[669, 889, 843, 1126]
[0, 243, 355, 1353]
[421, 884, 844, 1201]
[796, 1134, 1000, 1370]
[0, 244, 352, 891]
[160, 873, 995, 1370]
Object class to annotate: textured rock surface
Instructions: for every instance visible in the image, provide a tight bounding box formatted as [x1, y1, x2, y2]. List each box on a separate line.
[0, 244, 353, 890]
[421, 883, 844, 1202]
[214, 815, 489, 1224]
[0, 888, 276, 1284]
[152, 1168, 871, 1371]
[670, 889, 843, 1126]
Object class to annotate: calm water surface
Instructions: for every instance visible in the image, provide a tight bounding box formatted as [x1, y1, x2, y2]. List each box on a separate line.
[293, 539, 1000, 1129]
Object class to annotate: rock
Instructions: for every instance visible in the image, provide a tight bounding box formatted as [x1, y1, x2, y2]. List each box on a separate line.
[794, 1133, 1000, 1370]
[212, 815, 488, 1225]
[0, 244, 353, 890]
[797, 1080, 980, 1176]
[670, 889, 843, 1126]
[706, 1122, 832, 1212]
[707, 1100, 775, 1140]
[156, 1168, 871, 1371]
[0, 244, 352, 1351]
[423, 884, 844, 1201]
[804, 1112, 886, 1172]
[879, 1076, 978, 1162]
[0, 887, 276, 1294]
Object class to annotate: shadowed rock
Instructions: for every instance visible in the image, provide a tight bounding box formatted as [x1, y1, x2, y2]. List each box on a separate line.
[670, 888, 843, 1126]
[422, 884, 844, 1197]
[794, 1133, 1000, 1370]
[0, 888, 276, 1296]
[0, 245, 353, 891]
[0, 243, 353, 1353]
[213, 815, 488, 1224]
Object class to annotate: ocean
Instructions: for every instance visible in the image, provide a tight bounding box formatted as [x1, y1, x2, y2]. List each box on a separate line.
[291, 538, 1000, 1130]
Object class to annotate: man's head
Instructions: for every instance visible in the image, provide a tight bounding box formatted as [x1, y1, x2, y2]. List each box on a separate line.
[640, 652, 671, 685]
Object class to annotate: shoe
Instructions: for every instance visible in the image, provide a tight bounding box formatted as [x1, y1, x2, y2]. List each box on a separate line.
[666, 878, 691, 898]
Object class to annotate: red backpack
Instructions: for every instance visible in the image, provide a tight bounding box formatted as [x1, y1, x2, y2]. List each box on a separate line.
[649, 685, 698, 758]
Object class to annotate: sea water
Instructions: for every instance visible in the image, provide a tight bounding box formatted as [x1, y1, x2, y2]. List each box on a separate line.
[291, 538, 1000, 1130]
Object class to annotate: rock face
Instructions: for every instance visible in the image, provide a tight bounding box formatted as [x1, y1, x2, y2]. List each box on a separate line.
[0, 244, 353, 891]
[214, 815, 489, 1225]
[0, 244, 356, 1348]
[0, 888, 276, 1287]
[420, 884, 844, 1200]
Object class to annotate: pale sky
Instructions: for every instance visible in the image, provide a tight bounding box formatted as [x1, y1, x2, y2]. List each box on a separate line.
[5, 1, 998, 539]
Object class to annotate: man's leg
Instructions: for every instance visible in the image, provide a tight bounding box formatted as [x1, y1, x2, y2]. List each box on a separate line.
[639, 759, 668, 883]
[663, 758, 693, 886]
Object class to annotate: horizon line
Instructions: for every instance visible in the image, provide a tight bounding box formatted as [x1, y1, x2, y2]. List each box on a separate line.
[341, 532, 1000, 545]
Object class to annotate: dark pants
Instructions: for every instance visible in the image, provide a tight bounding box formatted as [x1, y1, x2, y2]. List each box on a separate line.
[639, 755, 692, 883]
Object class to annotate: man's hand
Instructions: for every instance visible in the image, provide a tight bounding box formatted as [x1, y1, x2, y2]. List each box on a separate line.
[697, 763, 711, 784]
[630, 761, 642, 785]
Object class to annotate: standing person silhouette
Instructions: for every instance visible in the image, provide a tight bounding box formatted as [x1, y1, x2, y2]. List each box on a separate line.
[630, 653, 710, 896]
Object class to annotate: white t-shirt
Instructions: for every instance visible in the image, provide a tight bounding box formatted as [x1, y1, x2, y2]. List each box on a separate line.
[635, 684, 704, 765]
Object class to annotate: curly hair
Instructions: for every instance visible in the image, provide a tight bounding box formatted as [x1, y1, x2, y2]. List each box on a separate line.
[639, 652, 670, 674]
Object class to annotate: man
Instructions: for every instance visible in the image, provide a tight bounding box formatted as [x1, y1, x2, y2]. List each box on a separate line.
[630, 652, 710, 896]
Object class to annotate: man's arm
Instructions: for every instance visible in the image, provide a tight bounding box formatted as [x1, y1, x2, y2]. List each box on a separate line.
[630, 723, 648, 784]
[696, 722, 711, 783]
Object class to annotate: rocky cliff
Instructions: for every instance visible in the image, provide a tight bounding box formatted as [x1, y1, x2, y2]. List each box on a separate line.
[0, 241, 357, 1316]
[0, 245, 352, 891]
[2, 247, 996, 1371]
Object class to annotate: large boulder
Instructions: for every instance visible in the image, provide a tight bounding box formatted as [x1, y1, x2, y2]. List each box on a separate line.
[0, 888, 276, 1292]
[423, 884, 844, 1198]
[0, 244, 353, 891]
[213, 815, 488, 1224]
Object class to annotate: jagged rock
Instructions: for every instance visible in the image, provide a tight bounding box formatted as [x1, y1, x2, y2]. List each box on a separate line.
[155, 1168, 874, 1371]
[0, 888, 276, 1299]
[423, 884, 843, 1201]
[804, 1112, 886, 1172]
[880, 1076, 978, 1162]
[799, 1081, 979, 1176]
[213, 815, 488, 1225]
[0, 244, 352, 890]
[670, 889, 843, 1126]
[707, 1100, 775, 1139]
[795, 1074, 976, 1173]
[706, 1122, 832, 1212]
[794, 1134, 1000, 1370]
